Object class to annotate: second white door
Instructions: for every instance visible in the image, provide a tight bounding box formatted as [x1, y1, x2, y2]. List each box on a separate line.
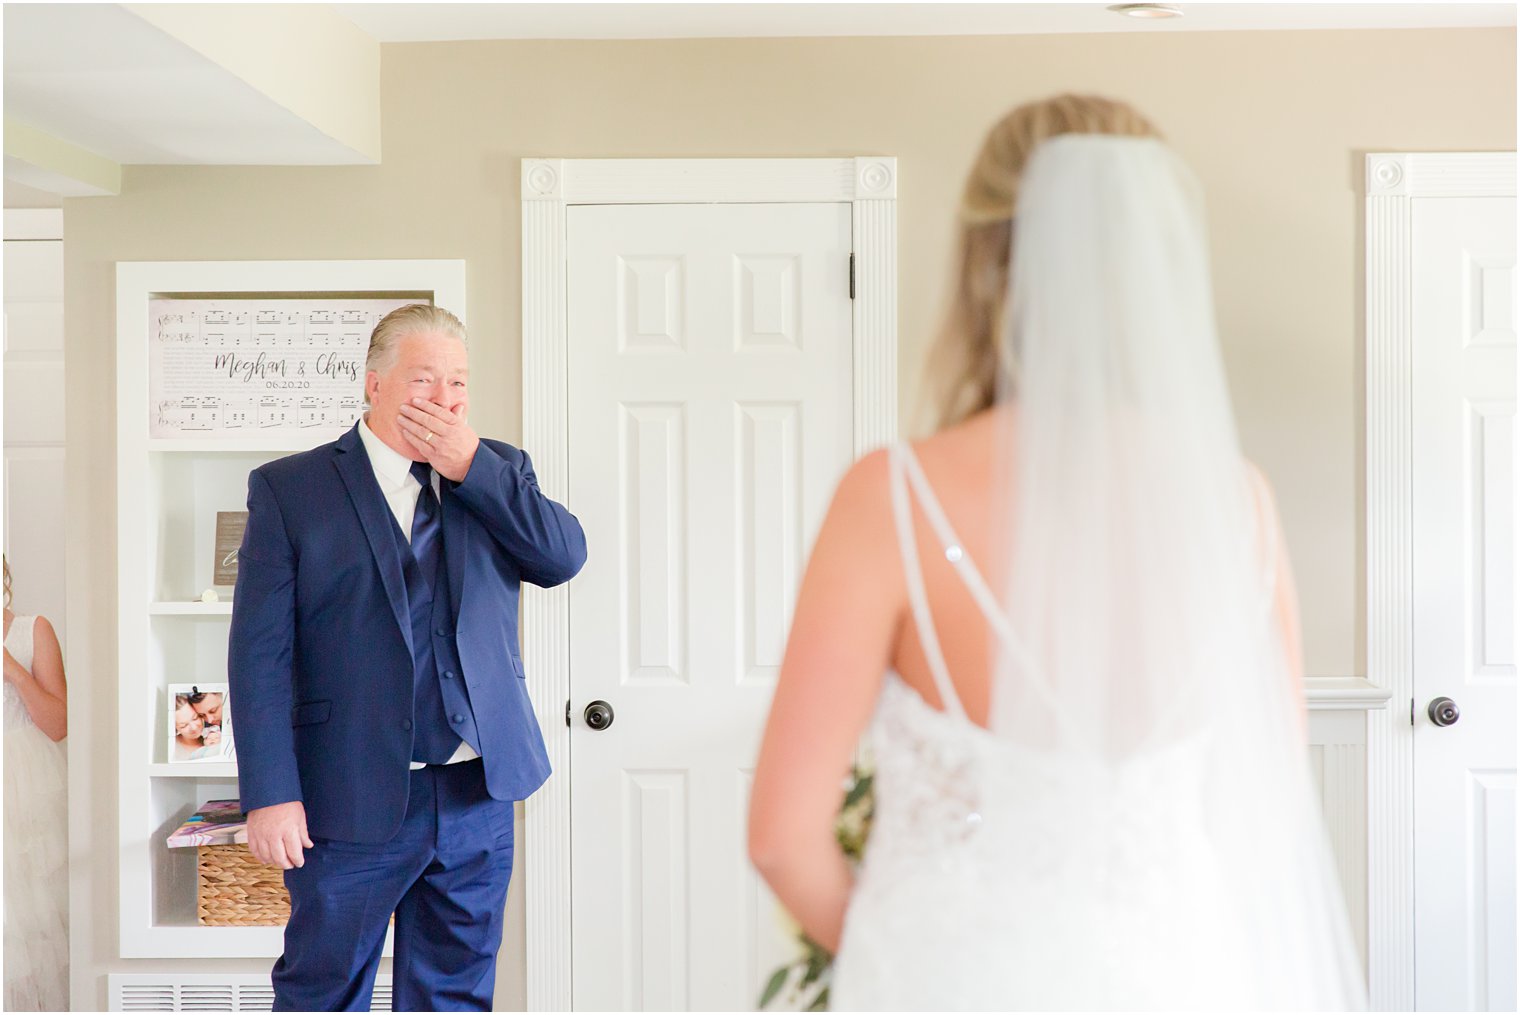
[1412, 194, 1516, 1011]
[567, 202, 854, 1010]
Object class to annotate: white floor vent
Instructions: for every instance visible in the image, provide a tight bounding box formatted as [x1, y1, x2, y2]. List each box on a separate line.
[109, 973, 394, 1012]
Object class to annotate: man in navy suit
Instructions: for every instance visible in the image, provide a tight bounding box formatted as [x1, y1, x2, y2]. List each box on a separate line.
[229, 304, 586, 1011]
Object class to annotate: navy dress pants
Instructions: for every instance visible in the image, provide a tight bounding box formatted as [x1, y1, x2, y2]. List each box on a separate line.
[272, 759, 515, 1012]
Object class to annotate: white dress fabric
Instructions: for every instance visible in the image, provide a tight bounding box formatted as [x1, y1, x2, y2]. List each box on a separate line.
[830, 447, 1258, 1011]
[4, 615, 70, 1012]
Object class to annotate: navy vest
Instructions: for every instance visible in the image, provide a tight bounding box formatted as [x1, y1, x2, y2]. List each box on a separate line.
[388, 481, 482, 764]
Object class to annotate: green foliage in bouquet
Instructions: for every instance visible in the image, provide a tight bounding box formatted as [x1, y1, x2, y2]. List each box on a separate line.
[758, 765, 875, 1012]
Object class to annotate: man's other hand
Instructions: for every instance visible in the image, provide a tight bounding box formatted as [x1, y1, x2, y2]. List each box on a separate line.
[247, 800, 314, 869]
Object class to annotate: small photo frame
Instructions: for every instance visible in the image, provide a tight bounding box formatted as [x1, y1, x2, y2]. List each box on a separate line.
[168, 683, 234, 764]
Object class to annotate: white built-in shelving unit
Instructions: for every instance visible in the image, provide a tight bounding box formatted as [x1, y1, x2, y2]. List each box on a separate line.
[115, 260, 465, 958]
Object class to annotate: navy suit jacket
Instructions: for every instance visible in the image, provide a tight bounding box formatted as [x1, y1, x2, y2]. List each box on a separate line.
[228, 422, 586, 843]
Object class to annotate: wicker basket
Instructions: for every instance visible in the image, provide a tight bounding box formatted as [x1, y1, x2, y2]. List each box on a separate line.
[196, 843, 291, 926]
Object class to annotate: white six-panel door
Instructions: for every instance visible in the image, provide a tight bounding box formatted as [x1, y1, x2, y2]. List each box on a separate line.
[1411, 196, 1516, 1011]
[566, 203, 854, 1010]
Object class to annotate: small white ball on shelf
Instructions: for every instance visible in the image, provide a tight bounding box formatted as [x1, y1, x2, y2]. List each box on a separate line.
[200, 589, 220, 604]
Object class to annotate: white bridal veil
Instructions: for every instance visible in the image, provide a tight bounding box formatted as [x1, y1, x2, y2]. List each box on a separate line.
[991, 134, 1367, 1009]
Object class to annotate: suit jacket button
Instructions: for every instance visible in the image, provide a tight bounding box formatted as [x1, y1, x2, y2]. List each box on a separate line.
[401, 719, 413, 731]
[443, 670, 455, 680]
[451, 714, 464, 724]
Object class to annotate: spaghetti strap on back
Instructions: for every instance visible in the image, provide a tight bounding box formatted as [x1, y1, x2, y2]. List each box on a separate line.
[886, 442, 1067, 726]
[887, 443, 970, 720]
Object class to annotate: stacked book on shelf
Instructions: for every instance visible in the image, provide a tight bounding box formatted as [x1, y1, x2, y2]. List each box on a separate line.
[166, 799, 248, 848]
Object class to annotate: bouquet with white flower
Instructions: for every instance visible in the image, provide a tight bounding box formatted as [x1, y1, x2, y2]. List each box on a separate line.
[758, 765, 874, 1011]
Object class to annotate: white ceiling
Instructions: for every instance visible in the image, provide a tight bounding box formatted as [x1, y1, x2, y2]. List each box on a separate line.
[3, 4, 372, 166]
[334, 2, 1516, 42]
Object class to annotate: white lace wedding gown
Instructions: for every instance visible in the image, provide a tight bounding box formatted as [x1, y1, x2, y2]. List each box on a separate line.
[4, 615, 70, 1012]
[829, 445, 1260, 1011]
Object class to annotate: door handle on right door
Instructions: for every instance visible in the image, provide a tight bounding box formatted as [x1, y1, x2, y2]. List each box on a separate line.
[583, 700, 615, 731]
[1427, 697, 1460, 727]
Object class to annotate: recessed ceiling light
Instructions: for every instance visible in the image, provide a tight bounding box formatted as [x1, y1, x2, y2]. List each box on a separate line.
[1108, 3, 1185, 19]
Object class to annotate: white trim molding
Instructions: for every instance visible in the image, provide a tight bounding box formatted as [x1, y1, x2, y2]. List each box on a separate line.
[3, 207, 63, 240]
[520, 157, 898, 1011]
[1364, 151, 1515, 1010]
[522, 156, 896, 205]
[1305, 676, 1393, 712]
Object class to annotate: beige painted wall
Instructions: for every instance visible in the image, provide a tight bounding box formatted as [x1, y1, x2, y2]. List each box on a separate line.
[62, 27, 1513, 1010]
[5, 179, 65, 208]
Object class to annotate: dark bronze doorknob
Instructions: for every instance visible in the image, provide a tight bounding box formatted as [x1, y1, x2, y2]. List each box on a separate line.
[584, 700, 615, 731]
[1427, 697, 1460, 727]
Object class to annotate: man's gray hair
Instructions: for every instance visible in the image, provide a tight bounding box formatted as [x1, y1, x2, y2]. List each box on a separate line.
[365, 303, 468, 377]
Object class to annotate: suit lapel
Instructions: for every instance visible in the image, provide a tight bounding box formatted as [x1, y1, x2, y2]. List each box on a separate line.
[333, 423, 415, 656]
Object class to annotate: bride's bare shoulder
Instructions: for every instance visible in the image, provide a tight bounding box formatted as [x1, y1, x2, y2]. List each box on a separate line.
[1240, 458, 1283, 515]
[829, 446, 893, 518]
[905, 407, 1009, 476]
[825, 408, 1007, 527]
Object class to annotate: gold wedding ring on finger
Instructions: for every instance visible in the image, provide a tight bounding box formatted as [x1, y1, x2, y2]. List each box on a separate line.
[425, 431, 435, 443]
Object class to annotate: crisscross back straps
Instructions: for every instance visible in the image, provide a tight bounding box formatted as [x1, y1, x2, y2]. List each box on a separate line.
[889, 443, 1089, 738]
[889, 443, 969, 721]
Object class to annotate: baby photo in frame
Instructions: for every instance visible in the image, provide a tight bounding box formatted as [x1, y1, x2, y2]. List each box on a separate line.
[168, 683, 233, 763]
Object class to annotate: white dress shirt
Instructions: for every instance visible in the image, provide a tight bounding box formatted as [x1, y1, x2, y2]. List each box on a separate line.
[357, 417, 479, 768]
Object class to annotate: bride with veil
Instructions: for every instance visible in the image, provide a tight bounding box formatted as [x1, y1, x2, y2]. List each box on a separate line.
[748, 94, 1366, 1010]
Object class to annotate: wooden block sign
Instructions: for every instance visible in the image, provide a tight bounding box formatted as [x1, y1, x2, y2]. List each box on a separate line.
[214, 512, 248, 587]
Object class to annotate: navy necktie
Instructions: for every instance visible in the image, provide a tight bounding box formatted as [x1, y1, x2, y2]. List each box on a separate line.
[409, 461, 441, 584]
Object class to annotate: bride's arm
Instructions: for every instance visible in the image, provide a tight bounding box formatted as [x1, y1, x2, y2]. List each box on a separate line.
[1272, 523, 1307, 737]
[3, 616, 68, 741]
[1247, 463, 1306, 735]
[749, 451, 901, 954]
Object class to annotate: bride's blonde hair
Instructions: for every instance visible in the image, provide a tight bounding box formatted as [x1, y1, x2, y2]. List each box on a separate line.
[922, 94, 1162, 430]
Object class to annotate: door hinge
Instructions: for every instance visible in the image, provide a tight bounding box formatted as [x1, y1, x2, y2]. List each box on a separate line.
[566, 698, 572, 728]
[849, 253, 856, 300]
[1411, 697, 1416, 726]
